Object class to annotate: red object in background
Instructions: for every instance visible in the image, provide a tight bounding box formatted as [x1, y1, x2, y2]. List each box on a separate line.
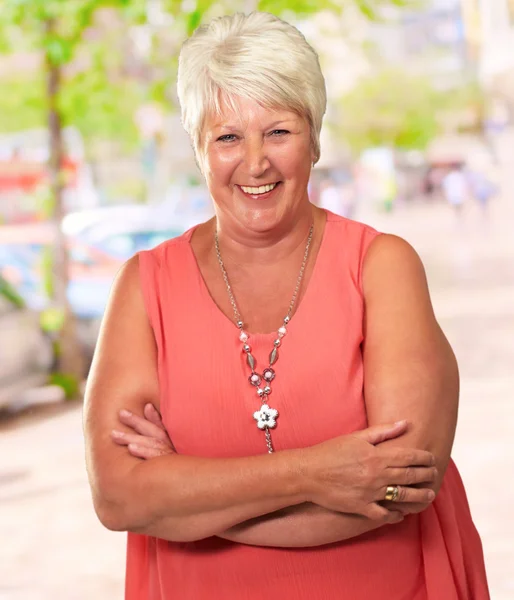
[0, 157, 78, 191]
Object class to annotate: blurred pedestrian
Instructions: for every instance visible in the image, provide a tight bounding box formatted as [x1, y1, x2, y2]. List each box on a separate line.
[84, 12, 489, 600]
[466, 168, 497, 216]
[441, 165, 468, 217]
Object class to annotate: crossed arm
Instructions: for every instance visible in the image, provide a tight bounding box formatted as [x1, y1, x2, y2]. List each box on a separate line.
[85, 234, 458, 547]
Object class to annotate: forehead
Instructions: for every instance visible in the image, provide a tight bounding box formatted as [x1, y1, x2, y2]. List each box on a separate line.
[205, 95, 303, 130]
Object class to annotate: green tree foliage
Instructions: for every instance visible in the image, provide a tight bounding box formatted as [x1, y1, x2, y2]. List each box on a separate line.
[337, 68, 445, 154]
[0, 77, 46, 133]
[0, 2, 143, 149]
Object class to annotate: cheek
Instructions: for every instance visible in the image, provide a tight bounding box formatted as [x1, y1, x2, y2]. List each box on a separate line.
[205, 148, 238, 185]
[277, 148, 312, 180]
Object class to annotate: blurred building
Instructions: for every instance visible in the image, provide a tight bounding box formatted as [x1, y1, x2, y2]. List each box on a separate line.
[371, 0, 472, 89]
[461, 0, 514, 112]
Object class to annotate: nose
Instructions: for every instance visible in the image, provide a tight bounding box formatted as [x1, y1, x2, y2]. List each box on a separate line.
[243, 137, 271, 178]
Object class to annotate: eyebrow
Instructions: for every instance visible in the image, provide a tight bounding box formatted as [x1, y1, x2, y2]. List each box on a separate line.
[214, 119, 295, 131]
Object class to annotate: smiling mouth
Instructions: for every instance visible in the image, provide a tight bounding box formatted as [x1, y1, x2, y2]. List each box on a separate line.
[238, 182, 279, 195]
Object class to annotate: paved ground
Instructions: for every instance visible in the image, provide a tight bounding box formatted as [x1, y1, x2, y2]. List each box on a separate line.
[0, 168, 512, 599]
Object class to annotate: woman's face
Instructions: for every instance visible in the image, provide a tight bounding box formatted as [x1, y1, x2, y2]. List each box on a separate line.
[201, 96, 315, 235]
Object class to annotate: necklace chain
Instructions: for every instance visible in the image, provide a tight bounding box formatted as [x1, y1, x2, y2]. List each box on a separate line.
[214, 223, 315, 453]
[214, 225, 314, 325]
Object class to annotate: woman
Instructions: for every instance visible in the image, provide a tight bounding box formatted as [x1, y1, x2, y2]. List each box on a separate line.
[84, 12, 489, 599]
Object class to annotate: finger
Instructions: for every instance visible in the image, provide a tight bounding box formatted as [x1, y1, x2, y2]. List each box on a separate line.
[378, 485, 435, 504]
[112, 430, 169, 451]
[381, 501, 412, 515]
[382, 501, 431, 515]
[143, 404, 177, 451]
[128, 443, 164, 460]
[387, 510, 405, 524]
[387, 448, 436, 468]
[362, 503, 394, 522]
[386, 466, 438, 486]
[111, 430, 130, 446]
[144, 404, 177, 451]
[119, 409, 169, 443]
[144, 403, 166, 430]
[353, 421, 408, 446]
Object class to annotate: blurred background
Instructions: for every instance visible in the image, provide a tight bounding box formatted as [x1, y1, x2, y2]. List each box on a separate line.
[0, 0, 512, 598]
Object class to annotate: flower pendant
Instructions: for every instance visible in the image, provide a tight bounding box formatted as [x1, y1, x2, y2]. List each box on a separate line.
[253, 404, 279, 430]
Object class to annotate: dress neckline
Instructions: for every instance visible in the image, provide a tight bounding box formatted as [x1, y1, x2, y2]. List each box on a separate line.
[185, 211, 331, 338]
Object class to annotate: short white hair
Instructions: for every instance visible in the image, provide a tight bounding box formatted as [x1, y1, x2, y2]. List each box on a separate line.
[177, 12, 327, 171]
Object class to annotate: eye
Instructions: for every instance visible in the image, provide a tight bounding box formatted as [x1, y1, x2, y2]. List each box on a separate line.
[217, 134, 237, 143]
[269, 129, 289, 137]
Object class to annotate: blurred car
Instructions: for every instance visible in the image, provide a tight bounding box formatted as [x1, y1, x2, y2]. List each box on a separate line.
[0, 218, 185, 361]
[84, 226, 183, 260]
[0, 275, 53, 408]
[61, 204, 153, 239]
[0, 243, 38, 287]
[0, 236, 124, 318]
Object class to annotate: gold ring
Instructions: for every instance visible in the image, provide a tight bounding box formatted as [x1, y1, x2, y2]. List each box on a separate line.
[385, 486, 399, 502]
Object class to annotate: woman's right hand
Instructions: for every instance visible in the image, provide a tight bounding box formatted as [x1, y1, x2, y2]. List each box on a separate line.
[299, 420, 437, 521]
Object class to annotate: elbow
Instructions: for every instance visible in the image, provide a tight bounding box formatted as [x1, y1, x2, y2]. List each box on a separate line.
[89, 474, 144, 532]
[97, 510, 126, 533]
[93, 493, 132, 532]
[87, 462, 151, 532]
[91, 488, 200, 541]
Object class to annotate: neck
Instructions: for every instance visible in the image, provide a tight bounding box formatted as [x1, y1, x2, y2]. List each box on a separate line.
[213, 204, 322, 267]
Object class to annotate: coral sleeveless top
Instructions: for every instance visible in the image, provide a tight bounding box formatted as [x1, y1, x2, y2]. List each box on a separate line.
[127, 211, 489, 600]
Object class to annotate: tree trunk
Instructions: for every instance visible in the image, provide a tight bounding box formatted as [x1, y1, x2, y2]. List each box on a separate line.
[46, 20, 85, 382]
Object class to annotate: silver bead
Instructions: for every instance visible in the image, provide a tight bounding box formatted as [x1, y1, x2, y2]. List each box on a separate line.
[243, 344, 251, 353]
[269, 347, 279, 365]
[274, 339, 281, 347]
[257, 388, 265, 397]
[284, 316, 290, 324]
[264, 386, 271, 395]
[237, 321, 244, 328]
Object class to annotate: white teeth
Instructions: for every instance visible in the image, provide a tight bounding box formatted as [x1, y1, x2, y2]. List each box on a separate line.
[240, 183, 277, 195]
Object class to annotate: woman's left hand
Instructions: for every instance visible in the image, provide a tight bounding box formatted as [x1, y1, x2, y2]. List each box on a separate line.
[111, 403, 175, 459]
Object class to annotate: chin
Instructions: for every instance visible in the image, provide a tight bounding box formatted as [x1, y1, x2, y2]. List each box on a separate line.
[237, 205, 290, 234]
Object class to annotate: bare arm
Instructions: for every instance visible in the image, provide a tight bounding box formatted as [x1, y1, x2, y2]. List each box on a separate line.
[362, 234, 459, 507]
[219, 503, 400, 547]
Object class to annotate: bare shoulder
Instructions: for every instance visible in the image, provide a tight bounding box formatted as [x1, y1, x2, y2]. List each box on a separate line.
[362, 233, 430, 304]
[111, 253, 141, 295]
[363, 233, 425, 276]
[100, 254, 146, 324]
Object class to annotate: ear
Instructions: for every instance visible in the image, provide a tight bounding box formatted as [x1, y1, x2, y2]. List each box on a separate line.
[310, 143, 317, 167]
